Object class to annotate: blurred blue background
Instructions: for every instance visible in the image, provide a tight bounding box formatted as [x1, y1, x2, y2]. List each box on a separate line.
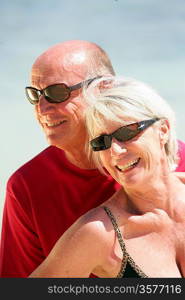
[1, 0, 185, 227]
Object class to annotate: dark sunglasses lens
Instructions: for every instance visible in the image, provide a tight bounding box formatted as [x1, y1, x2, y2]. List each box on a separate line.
[45, 84, 70, 102]
[26, 88, 39, 104]
[91, 135, 111, 151]
[114, 124, 139, 142]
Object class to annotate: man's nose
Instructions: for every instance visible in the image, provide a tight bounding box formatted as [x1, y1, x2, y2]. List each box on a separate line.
[110, 138, 127, 157]
[37, 95, 57, 115]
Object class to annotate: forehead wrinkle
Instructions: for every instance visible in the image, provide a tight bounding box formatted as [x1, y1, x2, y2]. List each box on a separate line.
[62, 50, 101, 79]
[30, 43, 107, 90]
[32, 54, 91, 87]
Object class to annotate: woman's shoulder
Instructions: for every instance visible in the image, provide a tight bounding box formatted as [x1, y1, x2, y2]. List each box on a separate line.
[68, 189, 128, 250]
[62, 206, 113, 267]
[75, 206, 111, 236]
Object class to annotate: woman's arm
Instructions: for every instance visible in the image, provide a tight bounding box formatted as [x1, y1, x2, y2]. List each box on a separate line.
[29, 213, 106, 278]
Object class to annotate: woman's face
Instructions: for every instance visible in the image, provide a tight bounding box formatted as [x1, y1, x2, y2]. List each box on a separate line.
[96, 118, 169, 189]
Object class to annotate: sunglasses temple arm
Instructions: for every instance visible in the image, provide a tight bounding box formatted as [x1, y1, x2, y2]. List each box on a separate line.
[69, 76, 102, 91]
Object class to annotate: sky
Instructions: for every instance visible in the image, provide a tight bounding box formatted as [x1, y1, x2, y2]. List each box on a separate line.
[0, 0, 185, 227]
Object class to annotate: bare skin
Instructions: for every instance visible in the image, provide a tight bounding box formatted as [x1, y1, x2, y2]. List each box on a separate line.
[29, 181, 185, 278]
[29, 116, 185, 278]
[31, 40, 184, 174]
[31, 40, 114, 169]
[28, 41, 185, 278]
[175, 172, 185, 184]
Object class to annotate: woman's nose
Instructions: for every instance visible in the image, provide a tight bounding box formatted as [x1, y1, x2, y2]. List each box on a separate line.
[110, 138, 127, 157]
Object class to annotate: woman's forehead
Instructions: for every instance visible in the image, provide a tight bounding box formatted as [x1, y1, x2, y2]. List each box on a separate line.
[93, 117, 138, 136]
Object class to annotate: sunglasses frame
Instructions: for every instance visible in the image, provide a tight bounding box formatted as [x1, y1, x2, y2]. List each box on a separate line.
[90, 118, 160, 151]
[25, 76, 101, 105]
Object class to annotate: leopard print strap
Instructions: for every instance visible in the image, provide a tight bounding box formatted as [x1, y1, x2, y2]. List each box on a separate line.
[103, 206, 148, 278]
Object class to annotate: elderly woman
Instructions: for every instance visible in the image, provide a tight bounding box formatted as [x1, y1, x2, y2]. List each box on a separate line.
[30, 77, 185, 278]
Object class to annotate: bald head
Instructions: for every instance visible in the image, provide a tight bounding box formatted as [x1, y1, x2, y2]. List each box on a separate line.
[29, 40, 115, 156]
[31, 40, 115, 87]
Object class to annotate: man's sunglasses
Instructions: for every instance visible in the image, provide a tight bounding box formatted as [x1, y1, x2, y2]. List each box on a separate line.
[25, 76, 100, 105]
[90, 118, 160, 151]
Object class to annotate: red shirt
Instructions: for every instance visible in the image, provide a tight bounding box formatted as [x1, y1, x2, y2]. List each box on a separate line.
[0, 141, 185, 277]
[175, 140, 185, 171]
[0, 146, 119, 277]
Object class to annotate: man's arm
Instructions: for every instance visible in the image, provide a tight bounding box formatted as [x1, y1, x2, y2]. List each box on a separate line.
[0, 172, 45, 277]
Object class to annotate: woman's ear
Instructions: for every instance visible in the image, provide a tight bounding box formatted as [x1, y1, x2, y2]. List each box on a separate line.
[159, 119, 170, 145]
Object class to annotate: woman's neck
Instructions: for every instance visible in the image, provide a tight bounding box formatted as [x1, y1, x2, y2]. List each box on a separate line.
[124, 173, 183, 217]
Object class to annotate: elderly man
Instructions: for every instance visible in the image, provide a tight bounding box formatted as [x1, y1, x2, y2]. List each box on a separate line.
[0, 40, 185, 277]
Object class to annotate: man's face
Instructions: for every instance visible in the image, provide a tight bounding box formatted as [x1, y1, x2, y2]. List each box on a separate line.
[31, 60, 90, 151]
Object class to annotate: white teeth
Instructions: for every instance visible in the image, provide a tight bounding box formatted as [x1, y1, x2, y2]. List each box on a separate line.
[117, 158, 140, 172]
[46, 121, 64, 127]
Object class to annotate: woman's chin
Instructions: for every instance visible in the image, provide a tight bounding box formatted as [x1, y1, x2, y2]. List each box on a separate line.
[118, 166, 145, 189]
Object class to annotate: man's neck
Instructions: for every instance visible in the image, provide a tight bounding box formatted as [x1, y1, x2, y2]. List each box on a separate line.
[65, 150, 96, 169]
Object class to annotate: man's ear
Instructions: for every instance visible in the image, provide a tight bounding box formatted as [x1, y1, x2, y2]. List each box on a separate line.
[98, 75, 114, 90]
[159, 119, 170, 145]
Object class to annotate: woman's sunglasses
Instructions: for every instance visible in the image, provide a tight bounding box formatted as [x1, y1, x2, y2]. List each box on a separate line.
[90, 118, 160, 151]
[25, 76, 100, 105]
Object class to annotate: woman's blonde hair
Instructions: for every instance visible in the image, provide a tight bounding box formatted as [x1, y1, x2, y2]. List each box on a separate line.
[83, 76, 179, 173]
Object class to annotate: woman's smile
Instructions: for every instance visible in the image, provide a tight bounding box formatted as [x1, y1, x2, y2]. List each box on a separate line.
[115, 157, 141, 173]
